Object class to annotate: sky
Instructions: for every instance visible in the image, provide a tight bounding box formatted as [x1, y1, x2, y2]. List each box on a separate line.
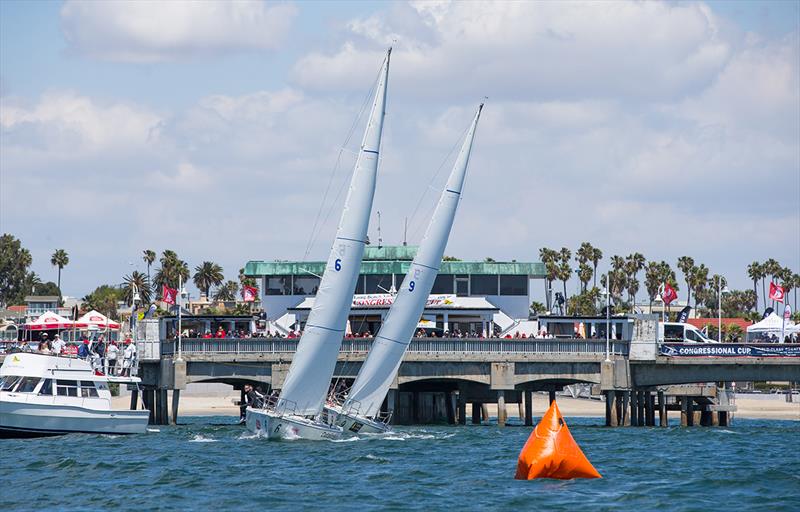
[1, 0, 798, 299]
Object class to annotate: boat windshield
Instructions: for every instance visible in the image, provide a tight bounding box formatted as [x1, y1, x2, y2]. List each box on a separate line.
[0, 375, 22, 391]
[16, 377, 41, 393]
[56, 380, 79, 397]
[80, 381, 99, 398]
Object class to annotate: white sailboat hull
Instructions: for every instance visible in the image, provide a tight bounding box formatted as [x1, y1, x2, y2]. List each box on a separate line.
[246, 407, 343, 441]
[0, 395, 149, 437]
[327, 406, 390, 435]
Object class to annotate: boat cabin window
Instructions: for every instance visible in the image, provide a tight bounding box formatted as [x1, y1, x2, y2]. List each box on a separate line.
[664, 325, 684, 342]
[95, 382, 109, 391]
[39, 378, 53, 396]
[16, 377, 40, 393]
[685, 329, 705, 343]
[80, 381, 99, 398]
[56, 380, 79, 397]
[0, 376, 22, 391]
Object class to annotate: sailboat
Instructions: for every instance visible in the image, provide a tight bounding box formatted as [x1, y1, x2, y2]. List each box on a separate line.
[246, 48, 391, 440]
[329, 103, 484, 434]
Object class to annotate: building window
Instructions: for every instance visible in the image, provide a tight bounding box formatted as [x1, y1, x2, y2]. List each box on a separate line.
[455, 275, 469, 296]
[394, 274, 406, 291]
[266, 276, 291, 295]
[470, 275, 498, 295]
[365, 275, 393, 294]
[353, 275, 366, 294]
[499, 275, 527, 295]
[431, 274, 454, 294]
[293, 276, 320, 295]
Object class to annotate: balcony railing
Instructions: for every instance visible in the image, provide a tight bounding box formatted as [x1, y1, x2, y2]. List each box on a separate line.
[158, 337, 628, 357]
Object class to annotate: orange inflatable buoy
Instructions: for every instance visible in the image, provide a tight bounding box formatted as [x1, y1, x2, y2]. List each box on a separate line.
[515, 400, 601, 480]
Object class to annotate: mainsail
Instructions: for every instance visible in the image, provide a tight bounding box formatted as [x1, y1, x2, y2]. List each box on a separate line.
[279, 49, 391, 417]
[343, 104, 483, 417]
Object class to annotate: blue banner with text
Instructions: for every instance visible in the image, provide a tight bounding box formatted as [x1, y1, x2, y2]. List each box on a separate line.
[660, 343, 800, 357]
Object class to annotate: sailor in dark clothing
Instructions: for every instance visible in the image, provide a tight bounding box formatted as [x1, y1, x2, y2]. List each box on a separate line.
[239, 384, 265, 423]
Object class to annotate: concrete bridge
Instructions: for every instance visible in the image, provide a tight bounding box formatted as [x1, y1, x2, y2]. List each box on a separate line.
[136, 336, 800, 427]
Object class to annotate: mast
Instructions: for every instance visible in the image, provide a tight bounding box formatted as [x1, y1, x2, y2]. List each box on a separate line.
[278, 49, 391, 417]
[344, 103, 483, 417]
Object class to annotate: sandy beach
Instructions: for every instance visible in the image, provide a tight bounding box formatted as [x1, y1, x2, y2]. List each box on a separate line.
[114, 390, 800, 422]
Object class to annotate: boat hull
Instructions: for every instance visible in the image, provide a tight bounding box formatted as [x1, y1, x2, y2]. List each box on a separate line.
[246, 407, 342, 441]
[0, 399, 149, 437]
[329, 407, 391, 435]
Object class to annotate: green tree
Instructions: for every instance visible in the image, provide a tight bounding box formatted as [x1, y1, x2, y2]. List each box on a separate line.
[625, 253, 646, 307]
[557, 247, 572, 312]
[122, 271, 152, 306]
[576, 263, 593, 292]
[442, 255, 461, 261]
[50, 249, 69, 300]
[539, 247, 559, 311]
[566, 287, 601, 316]
[690, 264, 709, 310]
[193, 261, 224, 298]
[747, 261, 763, 311]
[530, 301, 547, 315]
[762, 258, 781, 308]
[214, 280, 239, 302]
[143, 249, 156, 291]
[778, 266, 794, 311]
[484, 257, 496, 262]
[575, 242, 596, 292]
[0, 234, 33, 306]
[33, 281, 61, 296]
[590, 246, 603, 289]
[154, 250, 190, 295]
[83, 285, 124, 318]
[238, 267, 259, 292]
[677, 256, 695, 306]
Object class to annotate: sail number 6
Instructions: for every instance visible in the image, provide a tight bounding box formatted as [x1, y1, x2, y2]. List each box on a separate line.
[408, 281, 415, 292]
[335, 259, 342, 271]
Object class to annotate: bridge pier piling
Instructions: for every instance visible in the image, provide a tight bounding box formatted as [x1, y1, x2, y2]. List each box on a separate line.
[472, 403, 482, 424]
[445, 392, 456, 425]
[481, 403, 489, 422]
[630, 390, 639, 427]
[621, 391, 631, 426]
[130, 389, 139, 411]
[458, 395, 466, 426]
[497, 391, 506, 427]
[646, 392, 655, 426]
[387, 389, 397, 425]
[171, 390, 180, 425]
[604, 391, 614, 427]
[548, 388, 556, 404]
[719, 411, 729, 427]
[144, 389, 155, 425]
[658, 390, 667, 427]
[524, 391, 533, 427]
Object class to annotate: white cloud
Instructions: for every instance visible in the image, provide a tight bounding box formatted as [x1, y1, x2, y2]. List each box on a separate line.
[292, 1, 731, 102]
[60, 0, 297, 62]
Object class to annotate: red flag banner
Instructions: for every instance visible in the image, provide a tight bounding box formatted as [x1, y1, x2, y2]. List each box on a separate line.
[769, 282, 785, 303]
[662, 282, 678, 305]
[242, 285, 258, 302]
[162, 285, 178, 305]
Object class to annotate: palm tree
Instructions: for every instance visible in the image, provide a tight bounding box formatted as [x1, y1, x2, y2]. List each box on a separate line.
[50, 249, 69, 301]
[238, 267, 259, 292]
[763, 258, 780, 308]
[677, 256, 695, 306]
[778, 266, 794, 311]
[625, 253, 646, 307]
[143, 250, 156, 291]
[644, 262, 661, 312]
[214, 280, 239, 302]
[193, 261, 224, 298]
[557, 247, 572, 311]
[123, 271, 151, 306]
[747, 261, 763, 311]
[690, 264, 709, 311]
[539, 247, 559, 310]
[575, 243, 596, 292]
[154, 250, 190, 296]
[590, 247, 603, 289]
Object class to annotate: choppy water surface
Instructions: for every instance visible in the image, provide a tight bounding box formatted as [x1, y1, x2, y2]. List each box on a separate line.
[1, 417, 798, 511]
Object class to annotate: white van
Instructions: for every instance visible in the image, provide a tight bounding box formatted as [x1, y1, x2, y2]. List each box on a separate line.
[662, 322, 718, 343]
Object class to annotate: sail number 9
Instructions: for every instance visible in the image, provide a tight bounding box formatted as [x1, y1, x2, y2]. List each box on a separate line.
[408, 281, 415, 292]
[335, 259, 342, 271]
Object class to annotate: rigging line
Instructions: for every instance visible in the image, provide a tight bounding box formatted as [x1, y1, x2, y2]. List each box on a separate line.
[406, 121, 471, 242]
[302, 57, 387, 262]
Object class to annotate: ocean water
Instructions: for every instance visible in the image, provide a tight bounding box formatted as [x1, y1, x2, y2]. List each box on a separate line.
[1, 417, 798, 511]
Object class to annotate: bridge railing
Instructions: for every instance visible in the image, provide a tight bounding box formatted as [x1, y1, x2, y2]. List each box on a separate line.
[159, 337, 628, 356]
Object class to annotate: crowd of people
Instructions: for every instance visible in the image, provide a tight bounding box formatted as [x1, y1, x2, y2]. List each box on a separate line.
[8, 332, 138, 376]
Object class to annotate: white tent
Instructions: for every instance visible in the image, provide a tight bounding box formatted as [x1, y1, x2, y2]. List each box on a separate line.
[76, 310, 121, 330]
[23, 311, 74, 330]
[746, 313, 797, 342]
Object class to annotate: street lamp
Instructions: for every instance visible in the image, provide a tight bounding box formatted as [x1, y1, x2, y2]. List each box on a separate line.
[718, 280, 730, 343]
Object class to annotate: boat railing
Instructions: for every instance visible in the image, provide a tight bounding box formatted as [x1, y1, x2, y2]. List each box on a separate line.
[158, 337, 629, 356]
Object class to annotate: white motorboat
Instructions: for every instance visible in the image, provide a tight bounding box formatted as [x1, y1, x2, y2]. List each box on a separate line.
[246, 48, 392, 440]
[330, 104, 484, 434]
[0, 352, 149, 438]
